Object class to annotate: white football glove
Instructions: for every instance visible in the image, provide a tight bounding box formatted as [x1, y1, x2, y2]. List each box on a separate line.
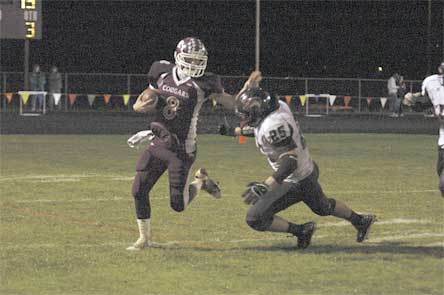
[127, 130, 155, 148]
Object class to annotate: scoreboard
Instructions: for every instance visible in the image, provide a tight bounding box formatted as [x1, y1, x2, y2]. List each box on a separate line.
[0, 0, 42, 39]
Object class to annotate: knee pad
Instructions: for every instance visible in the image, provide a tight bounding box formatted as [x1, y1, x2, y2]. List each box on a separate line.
[246, 217, 272, 232]
[312, 198, 336, 216]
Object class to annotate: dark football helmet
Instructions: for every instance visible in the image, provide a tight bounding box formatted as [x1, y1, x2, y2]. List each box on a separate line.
[235, 87, 279, 127]
[174, 37, 208, 78]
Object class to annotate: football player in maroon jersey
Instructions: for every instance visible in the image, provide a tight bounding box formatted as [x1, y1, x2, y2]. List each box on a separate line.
[127, 37, 261, 250]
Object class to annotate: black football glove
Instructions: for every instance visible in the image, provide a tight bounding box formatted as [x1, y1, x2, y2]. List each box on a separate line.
[241, 182, 269, 205]
[218, 124, 236, 136]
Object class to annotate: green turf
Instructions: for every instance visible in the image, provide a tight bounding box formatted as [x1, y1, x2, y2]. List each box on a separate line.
[0, 134, 443, 295]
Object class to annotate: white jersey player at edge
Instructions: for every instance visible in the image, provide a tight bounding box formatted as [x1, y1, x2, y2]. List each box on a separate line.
[403, 61, 444, 196]
[422, 62, 444, 196]
[220, 86, 376, 249]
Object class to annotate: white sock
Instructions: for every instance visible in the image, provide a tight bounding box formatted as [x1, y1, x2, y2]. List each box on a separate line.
[191, 179, 204, 191]
[136, 219, 151, 242]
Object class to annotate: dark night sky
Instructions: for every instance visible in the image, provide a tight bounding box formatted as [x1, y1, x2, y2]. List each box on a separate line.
[1, 0, 443, 79]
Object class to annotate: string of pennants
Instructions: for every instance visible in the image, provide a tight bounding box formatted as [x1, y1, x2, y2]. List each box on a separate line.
[1, 92, 390, 109]
[282, 94, 389, 108]
[0, 92, 133, 106]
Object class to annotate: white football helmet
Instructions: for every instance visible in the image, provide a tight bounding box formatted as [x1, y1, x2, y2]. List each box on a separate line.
[174, 37, 208, 78]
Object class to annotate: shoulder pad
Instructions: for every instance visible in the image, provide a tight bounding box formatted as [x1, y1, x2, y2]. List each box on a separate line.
[196, 72, 224, 95]
[147, 61, 174, 88]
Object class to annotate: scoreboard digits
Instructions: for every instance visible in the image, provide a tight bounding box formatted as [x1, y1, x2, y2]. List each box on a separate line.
[0, 0, 42, 39]
[25, 21, 34, 38]
[21, 0, 35, 9]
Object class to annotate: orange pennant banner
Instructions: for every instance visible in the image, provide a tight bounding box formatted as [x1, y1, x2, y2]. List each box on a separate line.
[367, 97, 372, 105]
[343, 96, 352, 107]
[285, 95, 292, 105]
[104, 94, 111, 104]
[68, 94, 77, 106]
[238, 135, 247, 144]
[5, 93, 13, 104]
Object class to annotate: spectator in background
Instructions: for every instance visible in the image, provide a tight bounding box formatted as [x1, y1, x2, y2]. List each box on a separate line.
[48, 66, 62, 110]
[30, 64, 46, 111]
[387, 72, 401, 117]
[395, 75, 407, 117]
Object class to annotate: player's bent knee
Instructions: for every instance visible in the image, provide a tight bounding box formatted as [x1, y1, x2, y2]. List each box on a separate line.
[246, 217, 272, 232]
[311, 198, 336, 216]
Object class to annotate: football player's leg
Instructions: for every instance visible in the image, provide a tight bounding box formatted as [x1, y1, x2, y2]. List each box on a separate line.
[301, 164, 376, 242]
[245, 182, 316, 248]
[436, 147, 444, 197]
[166, 152, 197, 212]
[127, 149, 167, 250]
[245, 182, 292, 232]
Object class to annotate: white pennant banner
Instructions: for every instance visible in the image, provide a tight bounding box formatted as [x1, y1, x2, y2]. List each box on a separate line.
[380, 97, 388, 108]
[53, 93, 62, 106]
[87, 94, 96, 106]
[328, 95, 336, 106]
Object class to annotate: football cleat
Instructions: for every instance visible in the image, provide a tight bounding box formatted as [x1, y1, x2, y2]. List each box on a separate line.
[295, 222, 316, 249]
[354, 214, 376, 243]
[126, 237, 151, 251]
[195, 168, 222, 198]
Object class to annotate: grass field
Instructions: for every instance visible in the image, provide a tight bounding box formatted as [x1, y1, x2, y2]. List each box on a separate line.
[1, 134, 443, 295]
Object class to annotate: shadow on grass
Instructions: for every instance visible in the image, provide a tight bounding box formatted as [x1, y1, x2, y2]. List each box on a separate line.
[237, 242, 444, 258]
[153, 241, 444, 258]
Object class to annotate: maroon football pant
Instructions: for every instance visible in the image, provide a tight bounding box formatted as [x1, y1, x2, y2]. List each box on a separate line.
[131, 140, 195, 219]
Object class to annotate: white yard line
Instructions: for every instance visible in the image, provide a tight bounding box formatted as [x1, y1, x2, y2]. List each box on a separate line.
[1, 231, 443, 250]
[319, 218, 435, 227]
[0, 174, 103, 181]
[11, 196, 167, 203]
[424, 242, 444, 247]
[0, 174, 438, 195]
[370, 233, 444, 243]
[329, 189, 437, 195]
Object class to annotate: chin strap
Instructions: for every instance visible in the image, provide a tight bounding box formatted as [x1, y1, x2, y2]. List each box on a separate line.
[176, 66, 188, 80]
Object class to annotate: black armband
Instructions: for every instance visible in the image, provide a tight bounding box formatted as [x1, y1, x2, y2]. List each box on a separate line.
[272, 154, 298, 183]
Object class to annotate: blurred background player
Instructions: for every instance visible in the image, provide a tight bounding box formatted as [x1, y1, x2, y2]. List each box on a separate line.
[405, 62, 444, 196]
[220, 86, 376, 249]
[127, 37, 261, 250]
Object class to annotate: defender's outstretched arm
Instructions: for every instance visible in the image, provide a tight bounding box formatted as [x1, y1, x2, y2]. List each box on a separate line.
[210, 70, 263, 110]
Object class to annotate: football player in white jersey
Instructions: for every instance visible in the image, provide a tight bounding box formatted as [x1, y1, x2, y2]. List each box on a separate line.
[220, 87, 376, 249]
[414, 62, 444, 195]
[403, 62, 444, 196]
